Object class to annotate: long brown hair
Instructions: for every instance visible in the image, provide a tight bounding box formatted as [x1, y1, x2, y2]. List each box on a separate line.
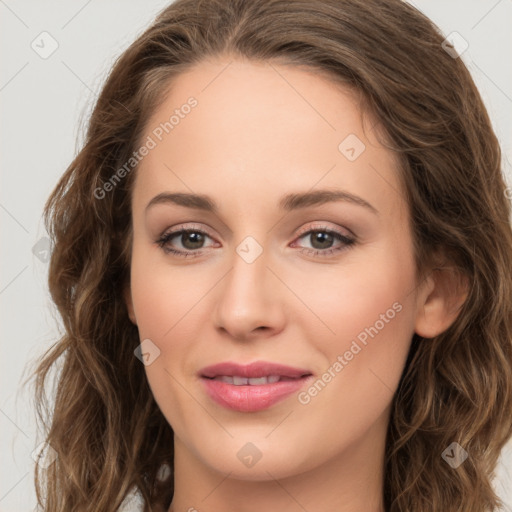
[31, 0, 512, 510]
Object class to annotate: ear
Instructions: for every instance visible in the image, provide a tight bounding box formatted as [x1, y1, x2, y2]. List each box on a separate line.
[414, 264, 469, 339]
[123, 283, 137, 325]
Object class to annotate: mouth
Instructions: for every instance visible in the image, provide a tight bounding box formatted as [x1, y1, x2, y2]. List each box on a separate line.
[199, 361, 313, 412]
[204, 375, 303, 385]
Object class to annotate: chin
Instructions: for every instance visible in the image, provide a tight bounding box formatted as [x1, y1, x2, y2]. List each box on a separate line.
[192, 436, 319, 481]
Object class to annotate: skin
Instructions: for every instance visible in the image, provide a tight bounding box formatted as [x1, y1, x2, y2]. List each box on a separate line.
[124, 56, 465, 512]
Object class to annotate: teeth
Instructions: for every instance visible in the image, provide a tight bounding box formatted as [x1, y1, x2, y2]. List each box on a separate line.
[213, 375, 281, 385]
[248, 377, 269, 385]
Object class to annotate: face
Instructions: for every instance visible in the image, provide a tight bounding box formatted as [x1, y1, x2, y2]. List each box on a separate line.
[125, 57, 432, 481]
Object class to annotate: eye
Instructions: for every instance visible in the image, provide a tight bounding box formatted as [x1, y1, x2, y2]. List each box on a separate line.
[156, 224, 217, 258]
[291, 224, 356, 258]
[155, 223, 357, 259]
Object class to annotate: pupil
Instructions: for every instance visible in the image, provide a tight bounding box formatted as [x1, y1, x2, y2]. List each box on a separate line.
[312, 232, 333, 249]
[183, 231, 204, 249]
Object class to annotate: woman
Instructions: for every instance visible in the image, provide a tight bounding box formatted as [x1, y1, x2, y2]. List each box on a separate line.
[33, 0, 512, 510]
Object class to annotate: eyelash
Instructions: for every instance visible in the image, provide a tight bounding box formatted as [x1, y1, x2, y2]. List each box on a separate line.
[155, 223, 356, 259]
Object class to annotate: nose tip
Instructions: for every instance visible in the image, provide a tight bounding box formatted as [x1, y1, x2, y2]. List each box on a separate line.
[213, 254, 285, 341]
[219, 323, 272, 342]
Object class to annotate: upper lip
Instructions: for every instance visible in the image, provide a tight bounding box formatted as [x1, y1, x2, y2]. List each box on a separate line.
[200, 361, 312, 379]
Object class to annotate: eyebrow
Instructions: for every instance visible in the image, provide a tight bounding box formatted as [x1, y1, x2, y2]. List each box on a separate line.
[145, 189, 378, 215]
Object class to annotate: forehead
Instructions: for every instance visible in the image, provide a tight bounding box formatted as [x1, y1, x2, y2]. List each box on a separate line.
[143, 57, 369, 156]
[132, 58, 405, 221]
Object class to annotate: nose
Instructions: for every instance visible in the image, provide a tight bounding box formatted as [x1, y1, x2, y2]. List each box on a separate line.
[213, 243, 286, 341]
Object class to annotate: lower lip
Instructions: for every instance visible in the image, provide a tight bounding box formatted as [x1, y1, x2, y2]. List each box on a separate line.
[201, 376, 312, 412]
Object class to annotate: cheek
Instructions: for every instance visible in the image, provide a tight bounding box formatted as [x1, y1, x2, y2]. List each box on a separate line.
[303, 249, 417, 402]
[129, 259, 200, 434]
[129, 245, 220, 417]
[129, 244, 206, 339]
[299, 252, 414, 350]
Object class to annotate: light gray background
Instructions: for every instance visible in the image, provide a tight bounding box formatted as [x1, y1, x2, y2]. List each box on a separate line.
[1, 1, 511, 511]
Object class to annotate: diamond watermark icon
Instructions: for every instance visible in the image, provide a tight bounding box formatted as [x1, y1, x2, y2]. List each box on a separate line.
[134, 338, 161, 366]
[441, 32, 469, 59]
[237, 442, 262, 468]
[31, 31, 59, 59]
[338, 134, 366, 162]
[156, 463, 172, 481]
[236, 236, 263, 264]
[32, 236, 51, 263]
[441, 442, 468, 468]
[31, 442, 58, 469]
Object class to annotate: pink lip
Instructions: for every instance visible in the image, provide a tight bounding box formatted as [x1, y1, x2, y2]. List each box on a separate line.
[199, 361, 313, 412]
[200, 361, 311, 379]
